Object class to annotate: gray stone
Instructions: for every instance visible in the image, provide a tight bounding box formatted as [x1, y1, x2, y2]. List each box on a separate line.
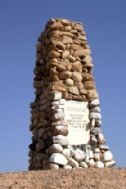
[50, 153, 68, 166]
[52, 135, 69, 146]
[89, 112, 101, 120]
[48, 144, 63, 154]
[103, 151, 113, 162]
[38, 128, 45, 138]
[54, 125, 68, 136]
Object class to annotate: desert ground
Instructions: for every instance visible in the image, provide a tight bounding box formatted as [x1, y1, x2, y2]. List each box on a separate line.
[0, 168, 126, 189]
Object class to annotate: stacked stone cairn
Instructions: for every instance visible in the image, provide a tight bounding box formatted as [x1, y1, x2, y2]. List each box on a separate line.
[28, 18, 116, 170]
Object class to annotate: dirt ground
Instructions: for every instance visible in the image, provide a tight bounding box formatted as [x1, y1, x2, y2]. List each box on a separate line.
[0, 168, 126, 189]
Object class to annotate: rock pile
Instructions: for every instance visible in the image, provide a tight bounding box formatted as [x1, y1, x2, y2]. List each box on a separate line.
[28, 18, 115, 170]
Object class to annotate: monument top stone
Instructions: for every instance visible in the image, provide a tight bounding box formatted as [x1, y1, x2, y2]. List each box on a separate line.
[28, 18, 115, 170]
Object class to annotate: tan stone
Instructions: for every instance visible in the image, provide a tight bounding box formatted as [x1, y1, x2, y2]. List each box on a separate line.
[72, 61, 82, 72]
[84, 55, 92, 63]
[68, 86, 79, 95]
[59, 71, 72, 79]
[68, 55, 76, 62]
[79, 88, 87, 95]
[50, 22, 63, 29]
[65, 26, 72, 31]
[72, 71, 82, 82]
[50, 74, 59, 81]
[82, 72, 94, 81]
[62, 36, 73, 44]
[50, 82, 67, 92]
[84, 81, 96, 90]
[65, 62, 72, 71]
[87, 89, 99, 99]
[49, 50, 61, 58]
[74, 23, 84, 31]
[62, 50, 70, 58]
[61, 19, 70, 25]
[52, 40, 66, 50]
[71, 44, 82, 51]
[75, 81, 83, 89]
[65, 78, 74, 86]
[74, 49, 87, 58]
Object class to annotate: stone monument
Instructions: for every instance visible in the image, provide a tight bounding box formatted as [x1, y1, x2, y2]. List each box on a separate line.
[28, 18, 116, 170]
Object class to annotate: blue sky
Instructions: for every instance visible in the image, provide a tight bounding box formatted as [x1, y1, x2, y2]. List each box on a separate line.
[0, 0, 126, 172]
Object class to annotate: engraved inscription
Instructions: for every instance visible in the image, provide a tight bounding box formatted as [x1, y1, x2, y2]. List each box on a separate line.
[64, 100, 90, 145]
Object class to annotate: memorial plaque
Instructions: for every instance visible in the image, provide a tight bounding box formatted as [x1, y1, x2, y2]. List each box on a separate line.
[64, 100, 90, 145]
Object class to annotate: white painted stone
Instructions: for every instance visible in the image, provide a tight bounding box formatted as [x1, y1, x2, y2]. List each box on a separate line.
[98, 133, 105, 144]
[91, 106, 101, 113]
[95, 120, 102, 127]
[63, 148, 71, 158]
[52, 111, 64, 121]
[74, 149, 86, 162]
[80, 161, 88, 168]
[68, 158, 79, 168]
[89, 151, 94, 159]
[85, 154, 90, 163]
[103, 151, 113, 162]
[94, 153, 100, 161]
[95, 161, 104, 168]
[52, 135, 69, 146]
[90, 99, 100, 107]
[48, 144, 63, 154]
[64, 100, 90, 145]
[88, 159, 95, 167]
[50, 153, 68, 166]
[99, 144, 109, 150]
[89, 112, 101, 120]
[64, 165, 72, 169]
[90, 119, 95, 128]
[95, 148, 100, 153]
[53, 92, 62, 100]
[49, 163, 59, 169]
[104, 160, 116, 167]
[59, 99, 66, 104]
